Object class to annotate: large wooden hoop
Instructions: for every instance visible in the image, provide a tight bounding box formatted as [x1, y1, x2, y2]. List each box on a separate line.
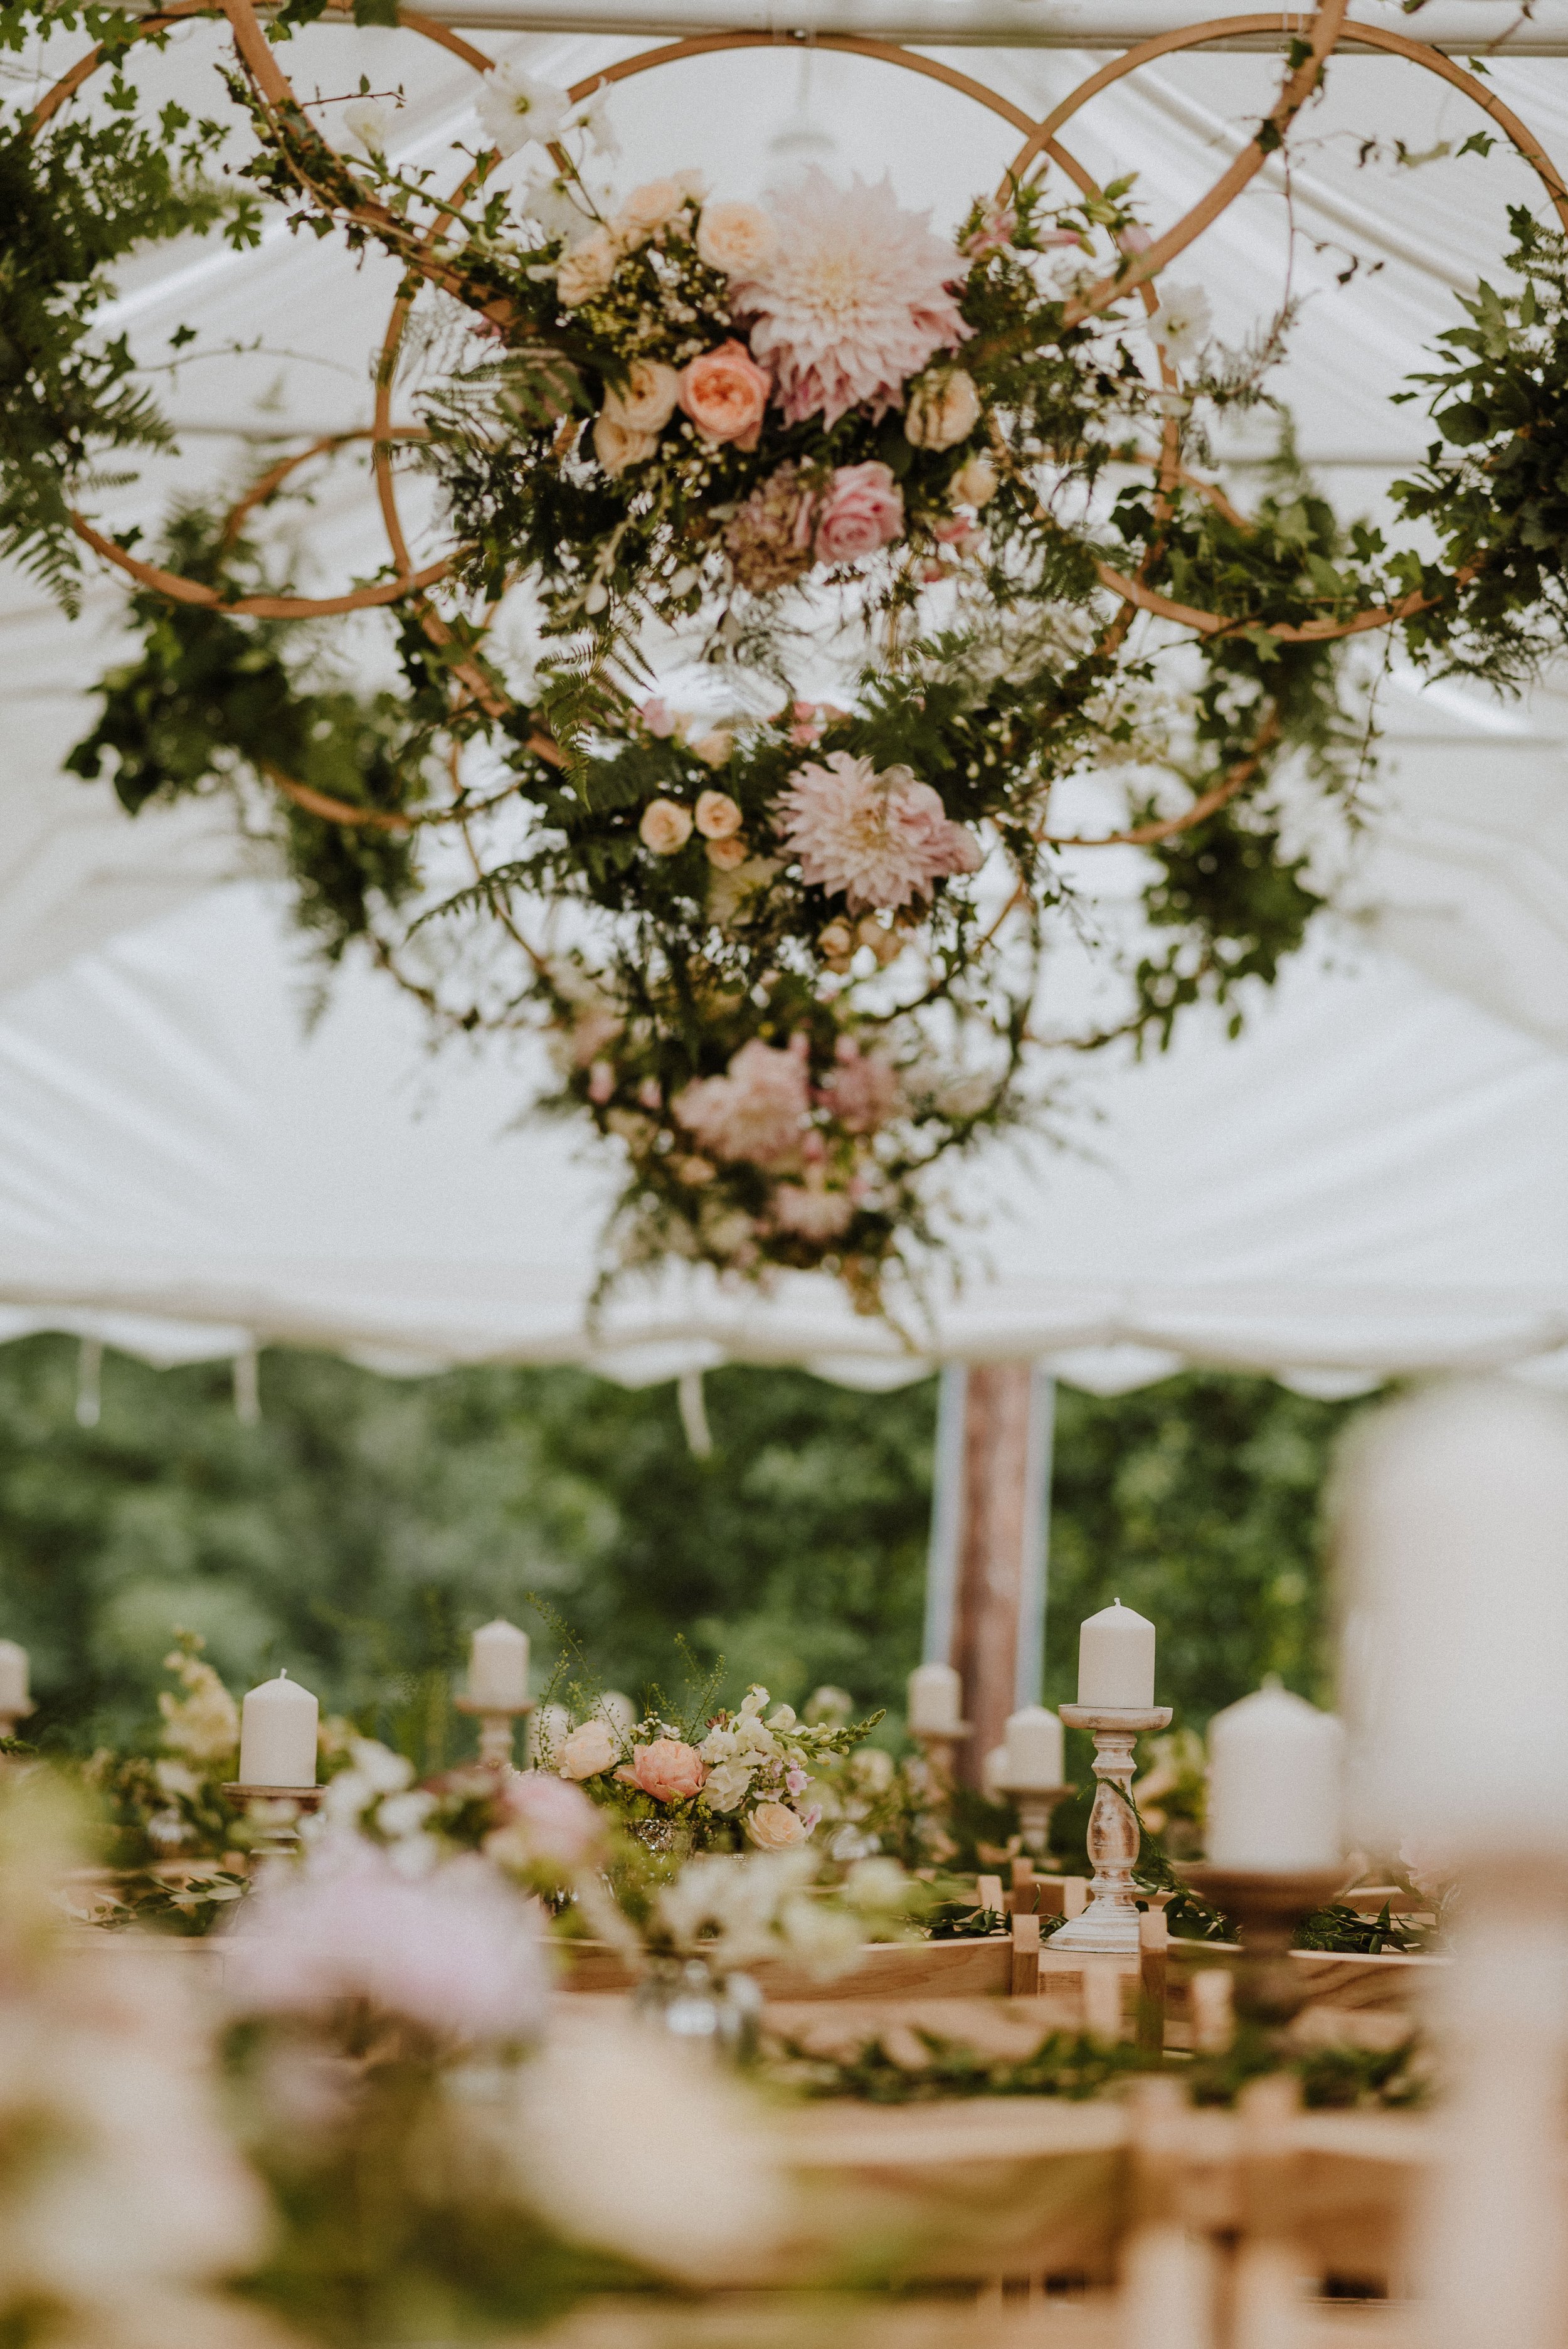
[36, 0, 1568, 686]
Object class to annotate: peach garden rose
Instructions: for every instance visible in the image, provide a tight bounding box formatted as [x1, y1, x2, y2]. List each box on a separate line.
[639, 798, 694, 855]
[630, 1738, 708, 1802]
[678, 340, 771, 448]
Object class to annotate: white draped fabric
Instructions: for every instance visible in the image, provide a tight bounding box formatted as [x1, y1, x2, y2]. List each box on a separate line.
[3, 8, 1566, 1389]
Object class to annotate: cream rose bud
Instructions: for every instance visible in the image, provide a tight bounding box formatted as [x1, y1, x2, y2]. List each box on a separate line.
[556, 229, 617, 305]
[706, 837, 748, 871]
[592, 414, 659, 477]
[696, 199, 778, 277]
[695, 789, 743, 839]
[950, 453, 999, 508]
[638, 797, 694, 854]
[748, 1800, 808, 1852]
[903, 367, 983, 451]
[557, 1719, 618, 1779]
[691, 732, 734, 770]
[617, 177, 685, 236]
[602, 359, 681, 436]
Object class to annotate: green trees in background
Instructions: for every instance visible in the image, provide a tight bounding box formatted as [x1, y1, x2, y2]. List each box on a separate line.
[0, 1334, 1369, 1756]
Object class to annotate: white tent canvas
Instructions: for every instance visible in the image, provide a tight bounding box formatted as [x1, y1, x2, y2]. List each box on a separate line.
[3, 4, 1567, 1389]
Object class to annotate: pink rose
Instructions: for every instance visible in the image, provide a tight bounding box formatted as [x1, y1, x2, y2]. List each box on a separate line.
[630, 1738, 707, 1802]
[679, 339, 771, 448]
[813, 463, 904, 565]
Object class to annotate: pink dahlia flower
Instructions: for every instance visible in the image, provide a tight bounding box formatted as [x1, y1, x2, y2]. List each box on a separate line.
[730, 169, 969, 427]
[773, 753, 982, 914]
[674, 1037, 810, 1169]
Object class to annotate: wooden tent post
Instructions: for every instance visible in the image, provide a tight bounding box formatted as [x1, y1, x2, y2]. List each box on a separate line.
[924, 1363, 1054, 1789]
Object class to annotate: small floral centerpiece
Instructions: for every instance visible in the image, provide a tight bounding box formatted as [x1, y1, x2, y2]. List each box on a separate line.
[544, 1682, 881, 1855]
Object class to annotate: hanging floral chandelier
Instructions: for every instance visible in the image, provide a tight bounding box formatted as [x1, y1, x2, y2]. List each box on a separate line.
[7, 0, 1568, 1315]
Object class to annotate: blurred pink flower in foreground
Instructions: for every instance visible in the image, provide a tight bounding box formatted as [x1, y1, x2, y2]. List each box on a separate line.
[674, 1037, 810, 1169]
[497, 1771, 605, 1865]
[229, 1843, 549, 2043]
[774, 753, 981, 913]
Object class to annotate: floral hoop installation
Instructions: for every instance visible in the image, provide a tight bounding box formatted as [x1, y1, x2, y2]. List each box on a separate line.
[8, 0, 1568, 1315]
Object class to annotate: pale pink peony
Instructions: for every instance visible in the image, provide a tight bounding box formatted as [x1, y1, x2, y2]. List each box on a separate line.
[674, 1037, 810, 1169]
[679, 339, 771, 447]
[499, 1769, 606, 1864]
[774, 753, 982, 913]
[729, 169, 969, 427]
[821, 1037, 902, 1133]
[630, 1738, 707, 1801]
[813, 462, 904, 565]
[228, 1842, 548, 2043]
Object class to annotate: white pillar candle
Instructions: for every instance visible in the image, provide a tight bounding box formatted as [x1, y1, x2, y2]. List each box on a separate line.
[0, 1640, 29, 1715]
[1003, 1703, 1065, 1788]
[1205, 1682, 1343, 1868]
[908, 1661, 963, 1732]
[1338, 1380, 1568, 1859]
[238, 1670, 318, 1788]
[469, 1619, 529, 1709]
[1077, 1600, 1157, 1708]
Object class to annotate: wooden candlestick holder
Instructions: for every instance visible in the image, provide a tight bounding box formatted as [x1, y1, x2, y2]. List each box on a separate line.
[911, 1722, 970, 1791]
[455, 1694, 532, 1769]
[1174, 1860, 1350, 2034]
[993, 1777, 1076, 1857]
[220, 1782, 325, 1860]
[1052, 1704, 1172, 1953]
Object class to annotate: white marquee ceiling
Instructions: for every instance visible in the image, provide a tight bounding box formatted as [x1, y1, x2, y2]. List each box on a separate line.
[3, 4, 1566, 1389]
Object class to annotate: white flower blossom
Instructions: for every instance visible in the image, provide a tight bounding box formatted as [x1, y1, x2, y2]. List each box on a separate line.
[702, 1761, 755, 1813]
[571, 83, 620, 157]
[475, 60, 570, 159]
[1147, 283, 1212, 368]
[342, 95, 393, 156]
